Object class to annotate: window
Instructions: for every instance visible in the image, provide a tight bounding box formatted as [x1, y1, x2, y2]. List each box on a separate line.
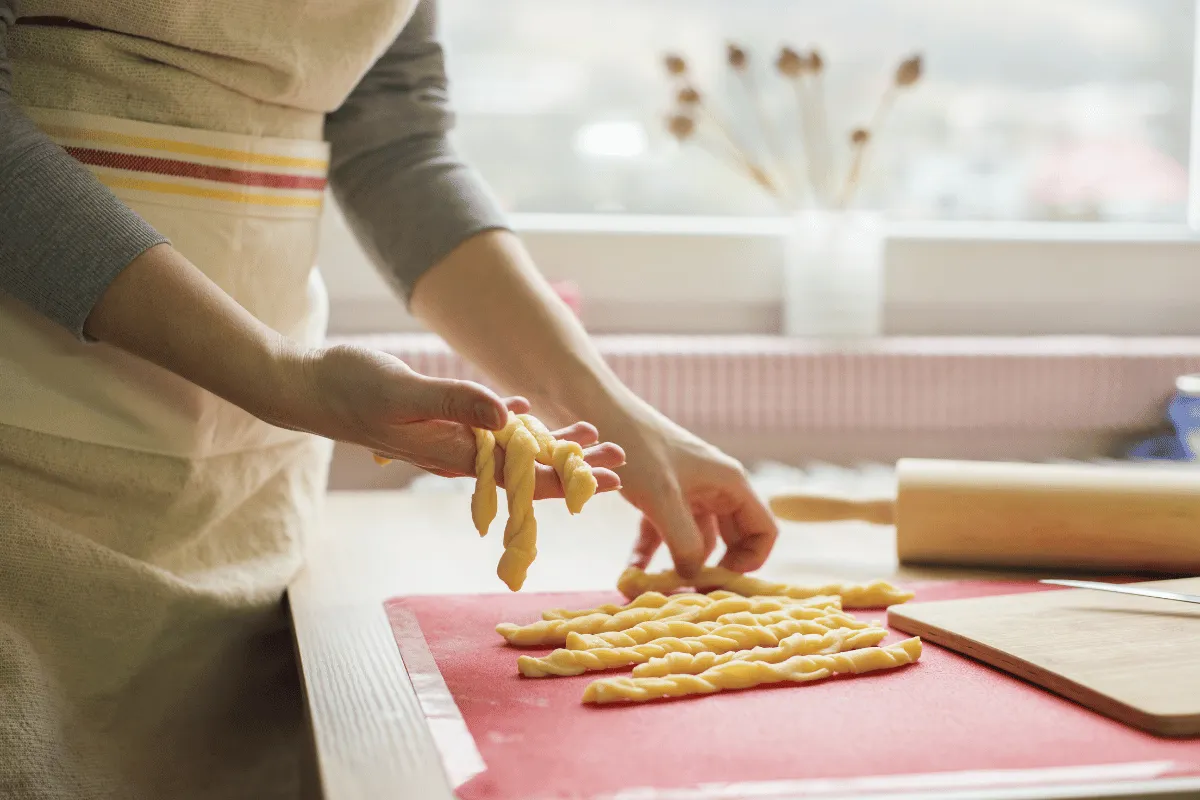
[442, 0, 1193, 222]
[320, 0, 1200, 337]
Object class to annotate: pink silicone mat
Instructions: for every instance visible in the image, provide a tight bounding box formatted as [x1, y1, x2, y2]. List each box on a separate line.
[384, 580, 1200, 800]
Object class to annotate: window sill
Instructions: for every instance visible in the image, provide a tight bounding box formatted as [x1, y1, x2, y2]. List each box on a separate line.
[320, 210, 1200, 337]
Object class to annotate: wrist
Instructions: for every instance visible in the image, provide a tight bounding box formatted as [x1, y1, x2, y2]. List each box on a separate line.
[230, 333, 318, 431]
[545, 356, 656, 434]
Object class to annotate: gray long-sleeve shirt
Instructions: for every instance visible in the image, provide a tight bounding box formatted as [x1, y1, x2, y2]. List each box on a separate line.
[0, 0, 509, 341]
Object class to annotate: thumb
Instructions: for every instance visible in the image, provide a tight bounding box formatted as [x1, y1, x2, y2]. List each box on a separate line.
[643, 487, 706, 580]
[401, 374, 509, 430]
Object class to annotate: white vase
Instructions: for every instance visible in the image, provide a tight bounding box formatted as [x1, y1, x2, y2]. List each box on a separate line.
[781, 211, 884, 338]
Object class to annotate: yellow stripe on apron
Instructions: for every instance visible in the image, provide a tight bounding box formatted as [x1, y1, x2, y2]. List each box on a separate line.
[0, 107, 331, 458]
[0, 109, 335, 799]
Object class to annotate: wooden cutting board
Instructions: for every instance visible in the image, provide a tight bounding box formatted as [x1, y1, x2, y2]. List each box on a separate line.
[888, 577, 1200, 738]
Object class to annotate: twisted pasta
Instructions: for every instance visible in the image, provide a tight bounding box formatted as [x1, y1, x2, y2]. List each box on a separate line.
[520, 616, 881, 678]
[517, 414, 597, 514]
[493, 416, 539, 592]
[632, 626, 888, 677]
[496, 596, 714, 646]
[581, 637, 922, 703]
[470, 427, 498, 537]
[541, 591, 735, 621]
[566, 598, 844, 650]
[617, 566, 914, 608]
[568, 611, 860, 651]
[563, 619, 723, 650]
[539, 588, 818, 623]
[714, 608, 871, 629]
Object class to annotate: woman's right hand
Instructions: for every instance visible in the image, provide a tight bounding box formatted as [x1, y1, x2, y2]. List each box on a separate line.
[268, 343, 625, 499]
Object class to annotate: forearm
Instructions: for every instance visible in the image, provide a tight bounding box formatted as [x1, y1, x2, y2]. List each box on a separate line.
[409, 230, 651, 429]
[84, 244, 307, 426]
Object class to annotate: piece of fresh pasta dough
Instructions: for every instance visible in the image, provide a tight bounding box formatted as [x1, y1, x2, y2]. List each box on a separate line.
[564, 619, 723, 649]
[540, 589, 830, 623]
[617, 566, 915, 608]
[519, 616, 887, 678]
[517, 414, 597, 514]
[563, 599, 849, 651]
[632, 626, 889, 677]
[495, 596, 716, 647]
[470, 427, 498, 537]
[581, 637, 922, 703]
[474, 411, 603, 589]
[540, 591, 736, 621]
[567, 610, 862, 651]
[497, 590, 840, 647]
[493, 416, 539, 592]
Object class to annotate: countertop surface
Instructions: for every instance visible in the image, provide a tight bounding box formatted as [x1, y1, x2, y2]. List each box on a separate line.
[290, 480, 1197, 800]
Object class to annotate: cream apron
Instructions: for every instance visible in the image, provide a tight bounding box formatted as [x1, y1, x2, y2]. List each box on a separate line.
[1, 2, 415, 797]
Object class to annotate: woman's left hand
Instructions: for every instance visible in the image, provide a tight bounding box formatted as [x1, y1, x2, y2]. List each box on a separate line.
[596, 400, 778, 580]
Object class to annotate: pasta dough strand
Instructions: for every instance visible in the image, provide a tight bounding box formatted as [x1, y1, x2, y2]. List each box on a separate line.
[618, 566, 914, 608]
[520, 615, 872, 677]
[581, 637, 922, 703]
[541, 591, 736, 621]
[566, 601, 849, 650]
[632, 626, 888, 677]
[470, 427, 498, 537]
[498, 591, 839, 647]
[517, 414, 597, 514]
[493, 415, 539, 591]
[564, 619, 723, 649]
[496, 596, 715, 646]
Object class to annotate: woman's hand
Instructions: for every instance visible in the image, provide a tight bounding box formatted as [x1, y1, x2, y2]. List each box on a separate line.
[596, 399, 778, 580]
[274, 343, 624, 499]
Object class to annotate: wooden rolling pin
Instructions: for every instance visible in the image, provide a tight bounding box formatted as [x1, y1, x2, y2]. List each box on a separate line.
[769, 458, 1200, 573]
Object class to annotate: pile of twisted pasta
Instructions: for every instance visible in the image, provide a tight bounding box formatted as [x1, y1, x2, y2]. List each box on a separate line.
[376, 410, 596, 591]
[496, 566, 921, 704]
[472, 412, 599, 591]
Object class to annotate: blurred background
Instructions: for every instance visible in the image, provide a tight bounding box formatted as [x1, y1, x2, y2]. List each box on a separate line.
[440, 0, 1193, 222]
[325, 0, 1200, 487]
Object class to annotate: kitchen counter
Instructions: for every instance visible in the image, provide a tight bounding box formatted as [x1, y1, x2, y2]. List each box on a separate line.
[289, 488, 1198, 800]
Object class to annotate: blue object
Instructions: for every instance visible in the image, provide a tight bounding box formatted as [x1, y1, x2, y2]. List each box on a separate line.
[1128, 374, 1200, 462]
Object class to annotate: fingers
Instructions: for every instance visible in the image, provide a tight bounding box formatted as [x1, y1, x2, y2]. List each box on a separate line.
[628, 513, 716, 574]
[504, 396, 532, 414]
[640, 487, 707, 580]
[532, 464, 620, 499]
[582, 442, 625, 471]
[696, 513, 720, 565]
[402, 375, 509, 430]
[715, 491, 779, 574]
[488, 440, 622, 500]
[551, 421, 599, 447]
[628, 516, 662, 570]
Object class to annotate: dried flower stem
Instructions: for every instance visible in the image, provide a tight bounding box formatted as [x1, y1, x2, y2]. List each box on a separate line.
[692, 101, 783, 200]
[787, 79, 818, 207]
[839, 55, 921, 208]
[809, 71, 833, 203]
[838, 87, 896, 208]
[688, 129, 786, 210]
[837, 145, 869, 209]
[733, 69, 795, 206]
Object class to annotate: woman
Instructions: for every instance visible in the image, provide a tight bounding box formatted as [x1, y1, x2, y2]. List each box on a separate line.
[0, 1, 778, 797]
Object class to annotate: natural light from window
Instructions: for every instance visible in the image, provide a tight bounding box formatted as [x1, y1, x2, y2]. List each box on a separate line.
[441, 0, 1194, 223]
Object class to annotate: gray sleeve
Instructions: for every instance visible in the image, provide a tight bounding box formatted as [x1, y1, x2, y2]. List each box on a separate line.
[0, 1, 168, 340]
[325, 0, 510, 303]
